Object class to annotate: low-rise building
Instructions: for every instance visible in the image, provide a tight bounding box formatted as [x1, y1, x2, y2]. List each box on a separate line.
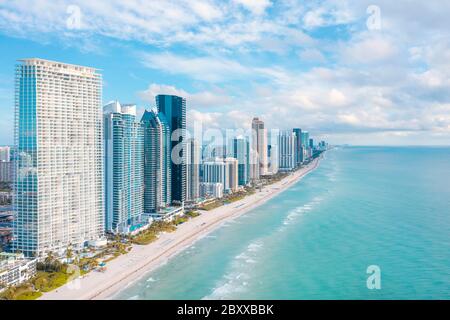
[0, 253, 37, 288]
[200, 182, 224, 199]
[0, 161, 12, 183]
[146, 206, 184, 222]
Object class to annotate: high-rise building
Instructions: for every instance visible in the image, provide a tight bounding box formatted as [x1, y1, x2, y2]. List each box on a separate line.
[0, 146, 11, 162]
[141, 110, 171, 213]
[267, 144, 279, 175]
[104, 101, 145, 234]
[293, 128, 302, 166]
[14, 58, 104, 257]
[201, 159, 226, 189]
[202, 142, 225, 161]
[224, 157, 239, 192]
[0, 146, 12, 183]
[251, 117, 268, 181]
[0, 161, 12, 183]
[186, 138, 200, 202]
[232, 136, 250, 186]
[201, 158, 238, 193]
[309, 138, 314, 149]
[199, 182, 223, 199]
[156, 95, 186, 205]
[278, 131, 296, 171]
[302, 131, 310, 162]
[267, 130, 279, 175]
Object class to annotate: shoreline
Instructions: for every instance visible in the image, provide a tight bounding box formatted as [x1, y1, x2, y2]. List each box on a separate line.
[40, 155, 323, 300]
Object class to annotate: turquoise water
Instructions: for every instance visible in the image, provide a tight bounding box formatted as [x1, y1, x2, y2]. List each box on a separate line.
[116, 147, 450, 300]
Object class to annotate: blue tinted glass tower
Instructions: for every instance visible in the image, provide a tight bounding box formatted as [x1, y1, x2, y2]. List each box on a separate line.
[232, 136, 250, 186]
[293, 128, 302, 166]
[104, 102, 145, 234]
[141, 110, 171, 213]
[156, 95, 186, 205]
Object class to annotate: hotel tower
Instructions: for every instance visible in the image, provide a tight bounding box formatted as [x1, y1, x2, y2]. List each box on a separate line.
[13, 59, 104, 257]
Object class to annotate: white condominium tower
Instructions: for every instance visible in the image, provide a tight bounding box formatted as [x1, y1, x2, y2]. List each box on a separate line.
[251, 117, 268, 181]
[201, 158, 239, 193]
[14, 58, 104, 258]
[224, 157, 239, 192]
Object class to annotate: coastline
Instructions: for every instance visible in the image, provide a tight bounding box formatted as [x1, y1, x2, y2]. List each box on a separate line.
[40, 155, 323, 300]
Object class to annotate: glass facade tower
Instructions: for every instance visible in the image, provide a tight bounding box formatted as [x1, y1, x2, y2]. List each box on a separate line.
[141, 110, 171, 213]
[232, 136, 250, 186]
[104, 101, 144, 234]
[156, 95, 186, 205]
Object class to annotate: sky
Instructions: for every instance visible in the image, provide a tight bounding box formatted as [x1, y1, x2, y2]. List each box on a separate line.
[0, 0, 449, 146]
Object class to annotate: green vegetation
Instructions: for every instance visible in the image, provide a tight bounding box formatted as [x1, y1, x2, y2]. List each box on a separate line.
[199, 200, 222, 211]
[198, 188, 255, 210]
[16, 290, 43, 300]
[33, 271, 70, 292]
[173, 216, 188, 225]
[0, 282, 40, 300]
[132, 211, 201, 244]
[185, 210, 200, 218]
[0, 270, 72, 300]
[132, 221, 176, 245]
[1, 208, 203, 300]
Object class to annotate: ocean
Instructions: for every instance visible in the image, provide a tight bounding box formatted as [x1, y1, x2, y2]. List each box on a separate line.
[116, 147, 450, 300]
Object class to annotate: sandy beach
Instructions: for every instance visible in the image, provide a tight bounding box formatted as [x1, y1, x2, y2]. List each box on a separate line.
[40, 156, 322, 300]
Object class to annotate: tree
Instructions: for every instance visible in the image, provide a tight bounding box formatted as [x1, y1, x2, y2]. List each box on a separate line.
[66, 244, 73, 262]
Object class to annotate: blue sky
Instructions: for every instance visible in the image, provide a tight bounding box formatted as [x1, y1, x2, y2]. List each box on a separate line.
[0, 0, 450, 145]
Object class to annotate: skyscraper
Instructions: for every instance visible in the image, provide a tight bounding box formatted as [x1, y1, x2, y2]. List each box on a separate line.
[141, 110, 171, 213]
[293, 128, 302, 167]
[104, 101, 144, 234]
[232, 136, 250, 186]
[251, 117, 268, 181]
[267, 130, 279, 175]
[224, 157, 239, 192]
[14, 58, 104, 257]
[186, 138, 200, 202]
[278, 131, 296, 171]
[156, 95, 186, 205]
[201, 159, 226, 190]
[201, 158, 238, 193]
[0, 146, 11, 162]
[302, 131, 310, 162]
[267, 144, 279, 175]
[0, 161, 12, 183]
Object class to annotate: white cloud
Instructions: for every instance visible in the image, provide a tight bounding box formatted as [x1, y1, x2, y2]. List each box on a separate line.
[189, 1, 223, 21]
[299, 48, 326, 63]
[139, 83, 233, 109]
[342, 34, 398, 64]
[233, 0, 272, 15]
[140, 52, 250, 82]
[2, 0, 450, 144]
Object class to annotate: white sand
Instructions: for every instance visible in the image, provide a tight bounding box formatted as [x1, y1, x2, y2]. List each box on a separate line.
[40, 156, 322, 300]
